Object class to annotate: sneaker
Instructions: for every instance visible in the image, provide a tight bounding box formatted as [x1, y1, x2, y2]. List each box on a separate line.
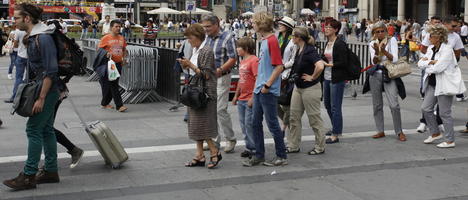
[3, 172, 36, 191]
[7, 74, 13, 79]
[438, 124, 445, 133]
[436, 141, 455, 148]
[456, 97, 467, 102]
[224, 140, 237, 153]
[35, 170, 60, 184]
[263, 157, 288, 166]
[68, 147, 84, 169]
[416, 123, 426, 133]
[242, 156, 265, 167]
[423, 134, 443, 144]
[240, 150, 252, 158]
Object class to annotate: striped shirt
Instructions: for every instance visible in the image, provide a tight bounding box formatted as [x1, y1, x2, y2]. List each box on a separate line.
[205, 31, 237, 69]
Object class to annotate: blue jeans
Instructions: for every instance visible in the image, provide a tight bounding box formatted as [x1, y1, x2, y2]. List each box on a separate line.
[80, 29, 88, 39]
[237, 100, 255, 152]
[10, 56, 27, 100]
[323, 80, 345, 135]
[252, 93, 286, 159]
[8, 51, 17, 74]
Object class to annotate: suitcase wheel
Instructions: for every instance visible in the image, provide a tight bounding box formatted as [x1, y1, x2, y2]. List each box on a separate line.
[111, 164, 122, 169]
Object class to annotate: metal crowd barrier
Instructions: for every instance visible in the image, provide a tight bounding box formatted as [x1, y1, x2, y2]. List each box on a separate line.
[119, 45, 161, 104]
[81, 38, 101, 81]
[126, 38, 184, 49]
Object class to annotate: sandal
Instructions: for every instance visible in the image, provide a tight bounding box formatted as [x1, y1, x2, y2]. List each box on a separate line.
[207, 152, 222, 169]
[307, 148, 325, 155]
[185, 156, 205, 167]
[286, 147, 300, 153]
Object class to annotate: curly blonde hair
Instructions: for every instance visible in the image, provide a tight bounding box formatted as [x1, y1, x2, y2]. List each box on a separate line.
[252, 12, 274, 33]
[428, 24, 448, 44]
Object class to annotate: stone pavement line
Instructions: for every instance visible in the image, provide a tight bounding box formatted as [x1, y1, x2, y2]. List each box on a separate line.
[3, 156, 468, 200]
[0, 126, 464, 164]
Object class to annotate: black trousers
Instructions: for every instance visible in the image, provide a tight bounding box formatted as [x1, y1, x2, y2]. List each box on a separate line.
[54, 99, 76, 152]
[99, 77, 123, 110]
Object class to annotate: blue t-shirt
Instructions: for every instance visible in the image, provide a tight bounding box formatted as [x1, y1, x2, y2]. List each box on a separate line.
[254, 34, 283, 96]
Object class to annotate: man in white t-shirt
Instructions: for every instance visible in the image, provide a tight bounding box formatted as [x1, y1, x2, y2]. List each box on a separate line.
[167, 19, 174, 32]
[460, 22, 468, 45]
[5, 29, 27, 103]
[420, 16, 442, 54]
[421, 17, 464, 59]
[102, 15, 111, 35]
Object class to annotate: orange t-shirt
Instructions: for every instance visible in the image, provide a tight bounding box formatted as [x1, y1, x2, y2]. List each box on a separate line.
[98, 34, 127, 63]
[387, 25, 395, 37]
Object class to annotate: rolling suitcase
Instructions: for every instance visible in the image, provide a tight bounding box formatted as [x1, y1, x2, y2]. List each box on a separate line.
[69, 97, 128, 169]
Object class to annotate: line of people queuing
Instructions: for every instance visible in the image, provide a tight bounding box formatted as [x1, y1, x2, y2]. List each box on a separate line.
[177, 13, 467, 170]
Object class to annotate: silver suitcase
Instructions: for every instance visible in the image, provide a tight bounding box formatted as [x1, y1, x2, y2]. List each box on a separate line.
[86, 121, 128, 169]
[69, 98, 128, 169]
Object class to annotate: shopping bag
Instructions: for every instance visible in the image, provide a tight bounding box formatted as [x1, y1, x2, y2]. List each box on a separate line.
[107, 59, 120, 81]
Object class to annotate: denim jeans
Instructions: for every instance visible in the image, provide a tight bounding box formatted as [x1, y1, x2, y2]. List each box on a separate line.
[10, 56, 27, 100]
[8, 51, 17, 74]
[323, 80, 345, 135]
[237, 100, 255, 152]
[80, 29, 88, 39]
[252, 93, 286, 159]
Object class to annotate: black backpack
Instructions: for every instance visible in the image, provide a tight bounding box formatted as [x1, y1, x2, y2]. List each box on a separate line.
[346, 47, 362, 81]
[42, 21, 86, 78]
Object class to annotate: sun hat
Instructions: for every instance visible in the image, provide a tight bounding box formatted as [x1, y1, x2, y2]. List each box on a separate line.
[278, 16, 295, 29]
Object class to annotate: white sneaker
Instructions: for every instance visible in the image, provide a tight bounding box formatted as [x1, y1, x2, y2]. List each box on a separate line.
[7, 74, 12, 79]
[423, 135, 443, 144]
[416, 123, 426, 133]
[438, 124, 445, 133]
[436, 142, 455, 148]
[456, 97, 467, 102]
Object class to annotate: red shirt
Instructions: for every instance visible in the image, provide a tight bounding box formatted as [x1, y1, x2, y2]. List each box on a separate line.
[238, 55, 259, 101]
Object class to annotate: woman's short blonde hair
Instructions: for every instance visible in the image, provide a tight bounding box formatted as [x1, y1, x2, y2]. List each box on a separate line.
[371, 21, 387, 36]
[184, 23, 205, 41]
[252, 12, 274, 33]
[428, 24, 448, 44]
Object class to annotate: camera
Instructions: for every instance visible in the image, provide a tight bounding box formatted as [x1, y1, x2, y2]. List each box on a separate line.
[288, 73, 299, 83]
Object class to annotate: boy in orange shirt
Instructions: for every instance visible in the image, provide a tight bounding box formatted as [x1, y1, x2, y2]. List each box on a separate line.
[98, 20, 128, 112]
[232, 37, 259, 159]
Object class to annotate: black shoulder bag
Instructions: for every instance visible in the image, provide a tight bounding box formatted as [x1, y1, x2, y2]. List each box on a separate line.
[11, 63, 43, 117]
[180, 69, 210, 109]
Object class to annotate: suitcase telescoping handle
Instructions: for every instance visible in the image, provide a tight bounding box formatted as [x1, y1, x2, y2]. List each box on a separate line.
[68, 96, 91, 133]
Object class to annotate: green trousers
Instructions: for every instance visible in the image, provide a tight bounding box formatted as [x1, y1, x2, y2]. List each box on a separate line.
[24, 91, 59, 175]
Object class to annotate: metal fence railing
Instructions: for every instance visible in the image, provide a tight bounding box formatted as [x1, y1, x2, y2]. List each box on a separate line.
[126, 38, 184, 50]
[81, 39, 180, 104]
[81, 38, 101, 81]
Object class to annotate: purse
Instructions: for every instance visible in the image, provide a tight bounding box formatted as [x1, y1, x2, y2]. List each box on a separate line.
[384, 57, 412, 79]
[11, 64, 42, 117]
[180, 70, 209, 109]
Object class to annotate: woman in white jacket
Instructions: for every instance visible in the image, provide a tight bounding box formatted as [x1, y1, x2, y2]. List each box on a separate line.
[418, 24, 466, 148]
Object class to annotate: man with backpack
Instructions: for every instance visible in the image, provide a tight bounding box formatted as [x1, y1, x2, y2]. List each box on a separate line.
[4, 3, 61, 190]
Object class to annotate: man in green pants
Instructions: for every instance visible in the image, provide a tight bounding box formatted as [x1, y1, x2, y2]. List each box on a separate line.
[3, 3, 60, 190]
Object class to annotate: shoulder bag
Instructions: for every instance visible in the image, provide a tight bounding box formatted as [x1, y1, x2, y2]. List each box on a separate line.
[11, 63, 42, 117]
[384, 57, 412, 79]
[180, 69, 209, 109]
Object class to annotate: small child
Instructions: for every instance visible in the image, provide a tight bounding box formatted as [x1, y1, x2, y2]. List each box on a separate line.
[232, 37, 259, 159]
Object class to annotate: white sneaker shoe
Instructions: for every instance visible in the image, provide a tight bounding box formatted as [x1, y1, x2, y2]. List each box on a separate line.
[7, 74, 12, 80]
[416, 123, 426, 133]
[423, 135, 443, 144]
[456, 97, 467, 102]
[438, 124, 445, 133]
[436, 142, 455, 148]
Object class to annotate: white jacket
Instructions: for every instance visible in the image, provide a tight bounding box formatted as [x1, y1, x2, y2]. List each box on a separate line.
[275, 32, 297, 80]
[418, 43, 466, 96]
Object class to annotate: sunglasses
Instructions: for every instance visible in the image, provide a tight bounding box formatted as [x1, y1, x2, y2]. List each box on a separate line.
[374, 30, 386, 34]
